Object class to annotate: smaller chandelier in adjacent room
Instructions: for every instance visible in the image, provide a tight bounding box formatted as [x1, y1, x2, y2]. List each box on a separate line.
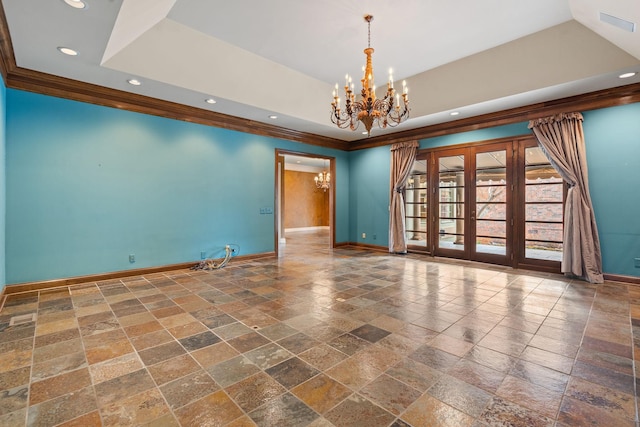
[331, 14, 410, 136]
[314, 166, 330, 192]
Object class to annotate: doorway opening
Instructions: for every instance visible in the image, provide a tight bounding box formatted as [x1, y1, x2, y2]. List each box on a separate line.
[275, 150, 335, 257]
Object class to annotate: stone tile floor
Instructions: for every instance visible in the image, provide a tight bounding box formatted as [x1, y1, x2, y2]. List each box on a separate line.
[0, 230, 639, 426]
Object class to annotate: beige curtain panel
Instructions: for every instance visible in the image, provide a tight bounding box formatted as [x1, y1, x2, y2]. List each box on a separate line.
[389, 141, 419, 254]
[528, 112, 604, 283]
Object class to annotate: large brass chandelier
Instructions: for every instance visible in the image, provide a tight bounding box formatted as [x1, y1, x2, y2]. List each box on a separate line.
[331, 15, 409, 136]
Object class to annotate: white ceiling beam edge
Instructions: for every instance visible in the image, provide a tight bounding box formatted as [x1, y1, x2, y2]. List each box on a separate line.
[102, 0, 177, 64]
[102, 17, 639, 136]
[403, 21, 639, 118]
[102, 19, 331, 125]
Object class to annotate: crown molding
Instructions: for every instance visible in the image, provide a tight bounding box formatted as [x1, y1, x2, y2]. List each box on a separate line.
[1, 5, 638, 153]
[348, 82, 640, 151]
[5, 65, 350, 150]
[0, 4, 15, 82]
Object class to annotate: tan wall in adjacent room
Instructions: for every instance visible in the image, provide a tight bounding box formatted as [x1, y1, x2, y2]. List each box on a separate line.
[284, 170, 329, 228]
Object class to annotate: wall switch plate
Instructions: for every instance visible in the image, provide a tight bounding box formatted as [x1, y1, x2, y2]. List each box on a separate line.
[129, 254, 135, 263]
[635, 258, 640, 268]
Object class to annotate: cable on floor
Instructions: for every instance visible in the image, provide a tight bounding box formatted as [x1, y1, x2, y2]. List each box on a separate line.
[191, 244, 239, 270]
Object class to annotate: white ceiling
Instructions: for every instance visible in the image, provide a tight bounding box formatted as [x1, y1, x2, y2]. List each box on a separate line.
[283, 155, 329, 173]
[2, 0, 639, 142]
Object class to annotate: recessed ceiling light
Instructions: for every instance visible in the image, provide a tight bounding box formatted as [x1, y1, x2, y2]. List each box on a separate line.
[57, 47, 78, 56]
[205, 98, 216, 104]
[269, 115, 278, 119]
[127, 79, 141, 86]
[619, 72, 637, 79]
[450, 111, 460, 116]
[63, 0, 86, 9]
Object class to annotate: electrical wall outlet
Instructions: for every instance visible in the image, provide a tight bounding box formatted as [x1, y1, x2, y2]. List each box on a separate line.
[635, 258, 640, 268]
[362, 233, 366, 239]
[129, 254, 135, 263]
[201, 251, 206, 260]
[373, 234, 377, 240]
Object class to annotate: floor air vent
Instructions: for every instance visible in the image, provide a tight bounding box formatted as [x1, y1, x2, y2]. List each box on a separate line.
[9, 313, 37, 326]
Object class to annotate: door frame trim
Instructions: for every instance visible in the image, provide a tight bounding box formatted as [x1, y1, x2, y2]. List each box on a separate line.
[274, 149, 336, 256]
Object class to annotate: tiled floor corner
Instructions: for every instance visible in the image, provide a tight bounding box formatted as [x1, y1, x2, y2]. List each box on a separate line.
[1, 230, 638, 426]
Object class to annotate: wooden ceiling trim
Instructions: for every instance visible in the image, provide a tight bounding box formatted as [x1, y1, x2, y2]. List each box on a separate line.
[350, 82, 640, 150]
[5, 66, 349, 151]
[0, 4, 15, 82]
[0, 5, 638, 153]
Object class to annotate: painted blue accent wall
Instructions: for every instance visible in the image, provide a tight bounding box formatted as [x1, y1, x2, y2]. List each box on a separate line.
[0, 78, 6, 291]
[419, 122, 531, 149]
[348, 145, 390, 245]
[582, 104, 640, 277]
[4, 87, 639, 283]
[348, 106, 640, 278]
[5, 90, 349, 284]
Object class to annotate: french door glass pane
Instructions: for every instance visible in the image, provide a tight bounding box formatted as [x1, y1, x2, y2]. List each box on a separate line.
[476, 150, 507, 255]
[408, 232, 427, 246]
[439, 222, 464, 249]
[525, 245, 562, 261]
[477, 220, 506, 238]
[405, 216, 427, 232]
[476, 188, 506, 203]
[525, 222, 563, 242]
[438, 154, 464, 250]
[406, 159, 428, 247]
[526, 204, 563, 222]
[526, 184, 563, 202]
[477, 203, 506, 219]
[524, 146, 563, 261]
[478, 238, 507, 255]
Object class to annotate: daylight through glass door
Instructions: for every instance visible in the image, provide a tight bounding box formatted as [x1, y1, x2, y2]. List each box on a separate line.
[404, 137, 564, 273]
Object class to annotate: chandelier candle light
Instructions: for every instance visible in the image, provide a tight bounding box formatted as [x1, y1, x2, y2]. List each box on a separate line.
[331, 14, 409, 136]
[314, 167, 330, 192]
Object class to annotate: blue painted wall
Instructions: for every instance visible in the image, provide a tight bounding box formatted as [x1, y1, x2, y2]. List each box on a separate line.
[0, 78, 5, 291]
[4, 87, 639, 283]
[419, 122, 530, 149]
[583, 104, 640, 277]
[5, 90, 349, 284]
[348, 145, 390, 244]
[348, 105, 640, 278]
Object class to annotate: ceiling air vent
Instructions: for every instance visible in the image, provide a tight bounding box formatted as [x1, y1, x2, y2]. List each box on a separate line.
[599, 12, 636, 32]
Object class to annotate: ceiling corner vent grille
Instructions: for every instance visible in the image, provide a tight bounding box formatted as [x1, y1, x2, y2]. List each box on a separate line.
[599, 12, 636, 33]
